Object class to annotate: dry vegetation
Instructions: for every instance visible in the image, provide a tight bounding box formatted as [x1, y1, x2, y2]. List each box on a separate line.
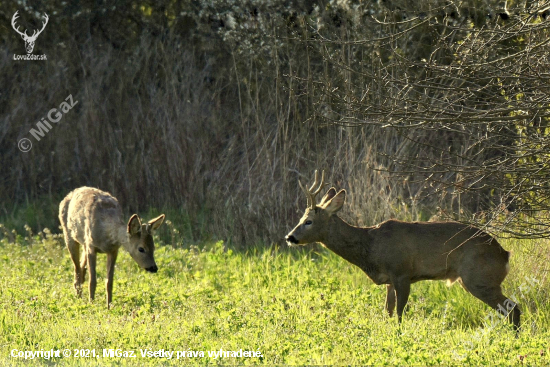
[2, 0, 550, 245]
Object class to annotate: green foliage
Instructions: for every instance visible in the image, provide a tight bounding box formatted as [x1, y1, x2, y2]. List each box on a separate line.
[0, 229, 548, 365]
[0, 197, 61, 236]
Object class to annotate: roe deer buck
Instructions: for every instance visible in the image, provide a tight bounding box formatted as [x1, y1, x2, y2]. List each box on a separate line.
[59, 187, 165, 307]
[285, 171, 520, 331]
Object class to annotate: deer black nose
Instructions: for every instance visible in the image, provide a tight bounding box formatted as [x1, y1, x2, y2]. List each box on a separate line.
[286, 235, 299, 244]
[146, 265, 158, 273]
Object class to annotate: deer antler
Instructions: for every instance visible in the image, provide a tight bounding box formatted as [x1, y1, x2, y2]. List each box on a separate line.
[11, 11, 28, 38]
[31, 13, 49, 39]
[299, 170, 327, 208]
[11, 11, 48, 40]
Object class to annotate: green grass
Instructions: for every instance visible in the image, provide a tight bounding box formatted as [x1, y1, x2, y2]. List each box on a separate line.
[0, 227, 549, 365]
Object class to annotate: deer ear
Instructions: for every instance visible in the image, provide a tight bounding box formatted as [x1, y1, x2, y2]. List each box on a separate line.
[319, 188, 337, 206]
[127, 214, 142, 235]
[322, 189, 346, 215]
[148, 214, 165, 231]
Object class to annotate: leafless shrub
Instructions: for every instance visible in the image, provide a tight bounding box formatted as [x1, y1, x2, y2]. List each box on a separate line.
[305, 0, 550, 237]
[7, 0, 542, 245]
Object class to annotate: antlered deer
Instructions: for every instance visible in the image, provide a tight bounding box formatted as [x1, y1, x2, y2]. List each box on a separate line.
[286, 171, 520, 331]
[59, 187, 165, 307]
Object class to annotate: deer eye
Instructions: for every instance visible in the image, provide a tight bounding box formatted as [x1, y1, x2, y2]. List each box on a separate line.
[138, 247, 145, 253]
[305, 220, 313, 225]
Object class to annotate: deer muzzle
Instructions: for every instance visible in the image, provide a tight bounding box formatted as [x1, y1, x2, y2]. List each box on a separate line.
[145, 265, 158, 273]
[285, 234, 299, 246]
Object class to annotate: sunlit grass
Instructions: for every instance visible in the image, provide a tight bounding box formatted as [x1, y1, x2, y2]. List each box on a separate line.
[0, 230, 549, 365]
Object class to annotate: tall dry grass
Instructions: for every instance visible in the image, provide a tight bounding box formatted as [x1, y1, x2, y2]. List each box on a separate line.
[8, 0, 513, 245]
[2, 29, 416, 246]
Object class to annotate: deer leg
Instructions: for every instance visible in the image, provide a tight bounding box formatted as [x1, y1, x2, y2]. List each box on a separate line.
[460, 257, 521, 333]
[105, 249, 118, 309]
[394, 277, 411, 323]
[79, 254, 87, 287]
[461, 281, 521, 332]
[65, 237, 83, 297]
[86, 246, 97, 302]
[385, 284, 396, 317]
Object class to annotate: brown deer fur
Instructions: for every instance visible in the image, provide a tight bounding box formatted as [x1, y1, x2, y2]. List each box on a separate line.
[286, 171, 520, 331]
[59, 187, 165, 307]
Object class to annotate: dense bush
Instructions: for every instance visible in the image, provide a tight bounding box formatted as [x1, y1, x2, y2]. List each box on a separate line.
[2, 0, 549, 244]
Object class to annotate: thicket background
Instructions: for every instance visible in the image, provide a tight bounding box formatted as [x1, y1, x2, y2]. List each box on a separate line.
[2, 0, 550, 246]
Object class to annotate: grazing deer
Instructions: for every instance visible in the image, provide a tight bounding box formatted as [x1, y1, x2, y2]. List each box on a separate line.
[59, 187, 165, 307]
[286, 171, 520, 331]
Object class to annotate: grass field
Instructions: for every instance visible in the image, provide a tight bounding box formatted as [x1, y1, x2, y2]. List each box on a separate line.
[1, 226, 549, 365]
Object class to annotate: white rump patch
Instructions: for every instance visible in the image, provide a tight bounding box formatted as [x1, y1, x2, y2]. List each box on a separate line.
[446, 277, 459, 287]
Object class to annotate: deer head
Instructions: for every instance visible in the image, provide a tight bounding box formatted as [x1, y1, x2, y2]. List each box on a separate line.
[12, 11, 49, 54]
[126, 214, 165, 273]
[286, 170, 346, 246]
